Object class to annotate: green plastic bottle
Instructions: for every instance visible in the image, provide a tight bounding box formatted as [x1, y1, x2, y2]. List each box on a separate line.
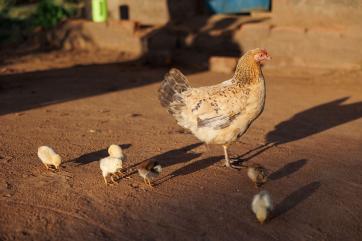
[92, 0, 108, 22]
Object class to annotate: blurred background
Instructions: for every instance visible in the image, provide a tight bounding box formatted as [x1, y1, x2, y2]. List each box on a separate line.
[1, 0, 361, 71]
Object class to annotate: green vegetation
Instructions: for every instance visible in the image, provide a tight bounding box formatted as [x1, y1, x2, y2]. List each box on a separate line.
[0, 0, 83, 44]
[33, 0, 74, 29]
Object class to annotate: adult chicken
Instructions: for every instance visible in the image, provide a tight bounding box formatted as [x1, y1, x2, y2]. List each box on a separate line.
[158, 48, 271, 167]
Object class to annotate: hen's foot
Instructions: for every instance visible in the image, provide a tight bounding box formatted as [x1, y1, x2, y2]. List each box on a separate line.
[223, 159, 239, 168]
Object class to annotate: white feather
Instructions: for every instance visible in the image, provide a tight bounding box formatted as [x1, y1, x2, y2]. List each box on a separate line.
[37, 146, 62, 168]
[251, 190, 273, 223]
[153, 165, 162, 173]
[99, 157, 122, 178]
[108, 144, 124, 159]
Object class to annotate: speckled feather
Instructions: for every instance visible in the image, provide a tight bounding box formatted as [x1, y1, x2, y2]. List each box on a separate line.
[247, 163, 269, 186]
[158, 48, 267, 145]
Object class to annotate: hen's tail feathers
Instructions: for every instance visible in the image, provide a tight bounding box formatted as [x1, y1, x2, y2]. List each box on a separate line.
[158, 68, 191, 110]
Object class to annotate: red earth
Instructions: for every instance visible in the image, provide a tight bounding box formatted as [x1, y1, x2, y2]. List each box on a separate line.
[0, 50, 361, 240]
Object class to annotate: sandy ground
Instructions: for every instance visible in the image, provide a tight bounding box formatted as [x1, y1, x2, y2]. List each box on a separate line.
[0, 51, 361, 241]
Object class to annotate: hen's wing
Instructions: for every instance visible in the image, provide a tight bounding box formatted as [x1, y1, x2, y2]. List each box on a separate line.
[180, 80, 248, 131]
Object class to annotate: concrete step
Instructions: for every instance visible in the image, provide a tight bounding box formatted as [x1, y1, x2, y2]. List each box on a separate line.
[235, 23, 362, 70]
[47, 20, 148, 56]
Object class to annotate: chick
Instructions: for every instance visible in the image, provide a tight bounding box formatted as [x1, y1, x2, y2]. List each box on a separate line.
[137, 160, 162, 187]
[108, 144, 124, 159]
[37, 146, 62, 170]
[251, 190, 273, 224]
[99, 156, 123, 185]
[247, 163, 268, 188]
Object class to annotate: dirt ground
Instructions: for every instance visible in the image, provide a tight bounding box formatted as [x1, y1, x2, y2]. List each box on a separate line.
[0, 50, 361, 241]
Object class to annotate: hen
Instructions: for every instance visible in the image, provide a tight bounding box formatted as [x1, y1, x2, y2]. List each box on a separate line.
[159, 48, 271, 167]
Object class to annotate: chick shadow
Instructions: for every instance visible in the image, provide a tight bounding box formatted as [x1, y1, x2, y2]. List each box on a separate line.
[155, 156, 223, 185]
[69, 144, 132, 165]
[272, 181, 321, 219]
[269, 159, 308, 181]
[235, 97, 362, 162]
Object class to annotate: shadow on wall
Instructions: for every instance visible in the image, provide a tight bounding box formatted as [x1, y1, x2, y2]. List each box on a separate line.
[144, 0, 270, 68]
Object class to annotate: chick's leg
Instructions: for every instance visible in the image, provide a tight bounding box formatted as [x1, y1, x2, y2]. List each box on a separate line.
[147, 179, 153, 188]
[103, 176, 108, 185]
[111, 175, 117, 184]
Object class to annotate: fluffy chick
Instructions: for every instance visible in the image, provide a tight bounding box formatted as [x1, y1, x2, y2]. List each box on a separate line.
[137, 160, 162, 187]
[99, 156, 123, 185]
[37, 146, 62, 170]
[108, 144, 125, 159]
[251, 190, 273, 224]
[247, 163, 269, 188]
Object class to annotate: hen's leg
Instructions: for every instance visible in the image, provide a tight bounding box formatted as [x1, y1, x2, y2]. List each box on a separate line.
[111, 175, 117, 184]
[223, 145, 239, 168]
[147, 179, 153, 188]
[223, 145, 231, 167]
[204, 143, 210, 152]
[103, 176, 108, 185]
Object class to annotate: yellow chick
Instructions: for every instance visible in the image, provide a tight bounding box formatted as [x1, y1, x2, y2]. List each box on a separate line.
[37, 146, 62, 170]
[251, 190, 273, 224]
[99, 156, 123, 185]
[108, 144, 125, 159]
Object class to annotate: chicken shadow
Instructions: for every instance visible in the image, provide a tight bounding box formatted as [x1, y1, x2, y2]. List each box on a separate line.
[156, 155, 223, 185]
[266, 97, 362, 144]
[69, 143, 132, 165]
[272, 181, 321, 219]
[236, 97, 362, 162]
[125, 142, 203, 172]
[269, 159, 308, 181]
